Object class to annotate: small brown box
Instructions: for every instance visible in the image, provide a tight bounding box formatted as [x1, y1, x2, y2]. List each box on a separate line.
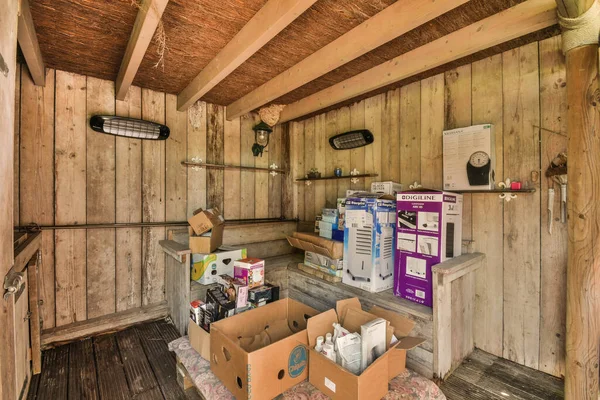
[188, 208, 224, 236]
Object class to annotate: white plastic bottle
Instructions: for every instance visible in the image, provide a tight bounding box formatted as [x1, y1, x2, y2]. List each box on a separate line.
[322, 343, 336, 362]
[315, 336, 324, 352]
[325, 332, 333, 345]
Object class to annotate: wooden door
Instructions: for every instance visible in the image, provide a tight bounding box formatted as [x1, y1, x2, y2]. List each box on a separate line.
[13, 273, 30, 398]
[0, 1, 20, 399]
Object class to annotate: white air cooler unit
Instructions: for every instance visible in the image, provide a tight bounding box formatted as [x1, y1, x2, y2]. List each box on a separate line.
[346, 225, 373, 282]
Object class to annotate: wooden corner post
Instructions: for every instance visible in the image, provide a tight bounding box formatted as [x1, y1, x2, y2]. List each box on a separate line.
[556, 0, 600, 398]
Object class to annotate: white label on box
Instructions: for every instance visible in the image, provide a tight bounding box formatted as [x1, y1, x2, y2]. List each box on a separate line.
[324, 377, 336, 393]
[345, 210, 368, 227]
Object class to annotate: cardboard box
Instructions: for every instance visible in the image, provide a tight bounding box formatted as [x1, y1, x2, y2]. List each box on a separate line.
[210, 298, 319, 400]
[395, 190, 463, 306]
[306, 298, 425, 400]
[234, 258, 265, 289]
[191, 247, 247, 285]
[188, 225, 225, 254]
[216, 274, 249, 309]
[189, 319, 211, 361]
[304, 251, 343, 277]
[287, 232, 344, 259]
[188, 207, 225, 236]
[343, 194, 396, 293]
[443, 124, 495, 190]
[370, 181, 403, 196]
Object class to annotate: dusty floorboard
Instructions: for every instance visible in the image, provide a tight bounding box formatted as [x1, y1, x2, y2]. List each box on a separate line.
[440, 349, 565, 400]
[26, 320, 197, 400]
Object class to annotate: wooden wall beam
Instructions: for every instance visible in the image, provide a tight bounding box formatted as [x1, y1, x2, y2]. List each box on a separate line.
[278, 0, 558, 123]
[17, 0, 45, 86]
[558, 0, 600, 398]
[226, 0, 468, 120]
[176, 0, 317, 111]
[115, 0, 169, 101]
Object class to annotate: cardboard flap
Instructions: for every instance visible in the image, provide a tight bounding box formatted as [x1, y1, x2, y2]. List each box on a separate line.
[286, 236, 334, 259]
[306, 309, 338, 347]
[369, 306, 416, 336]
[394, 336, 426, 350]
[266, 319, 294, 343]
[336, 298, 362, 324]
[342, 308, 380, 334]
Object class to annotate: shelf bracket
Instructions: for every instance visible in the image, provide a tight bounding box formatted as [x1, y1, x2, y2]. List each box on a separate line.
[190, 157, 203, 171]
[350, 168, 360, 184]
[270, 163, 279, 177]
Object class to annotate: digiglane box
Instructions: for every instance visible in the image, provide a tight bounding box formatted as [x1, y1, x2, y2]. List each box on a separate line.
[210, 298, 319, 400]
[306, 298, 425, 400]
[343, 194, 396, 293]
[395, 190, 463, 306]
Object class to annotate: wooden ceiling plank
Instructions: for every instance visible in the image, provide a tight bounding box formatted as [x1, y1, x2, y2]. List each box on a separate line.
[226, 0, 469, 121]
[279, 0, 558, 123]
[176, 0, 317, 112]
[115, 0, 169, 101]
[18, 0, 45, 86]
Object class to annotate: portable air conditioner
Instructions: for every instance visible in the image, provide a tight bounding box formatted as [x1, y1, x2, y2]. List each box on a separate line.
[346, 225, 373, 282]
[378, 227, 394, 280]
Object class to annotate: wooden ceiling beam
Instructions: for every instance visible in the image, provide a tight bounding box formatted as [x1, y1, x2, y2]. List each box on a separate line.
[278, 0, 558, 123]
[18, 0, 45, 86]
[226, 0, 469, 121]
[115, 0, 169, 101]
[176, 0, 317, 112]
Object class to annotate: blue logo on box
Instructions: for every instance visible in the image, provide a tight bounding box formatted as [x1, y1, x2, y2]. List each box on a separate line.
[288, 345, 307, 378]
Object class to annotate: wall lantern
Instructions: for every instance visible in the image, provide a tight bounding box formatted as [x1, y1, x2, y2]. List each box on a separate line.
[90, 115, 170, 140]
[329, 129, 374, 150]
[252, 121, 273, 157]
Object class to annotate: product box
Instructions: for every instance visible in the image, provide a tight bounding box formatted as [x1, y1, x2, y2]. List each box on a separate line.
[315, 215, 322, 233]
[206, 287, 236, 320]
[395, 190, 463, 307]
[306, 298, 425, 400]
[188, 207, 225, 236]
[287, 232, 344, 259]
[190, 300, 204, 325]
[343, 194, 396, 293]
[188, 225, 225, 254]
[191, 247, 247, 285]
[443, 124, 495, 190]
[304, 251, 343, 277]
[216, 274, 249, 309]
[188, 319, 211, 361]
[233, 258, 265, 289]
[319, 221, 334, 239]
[370, 181, 403, 196]
[337, 198, 346, 230]
[210, 298, 319, 400]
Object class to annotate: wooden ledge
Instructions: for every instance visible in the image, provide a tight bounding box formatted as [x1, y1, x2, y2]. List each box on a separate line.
[160, 239, 192, 263]
[41, 302, 169, 349]
[432, 253, 485, 282]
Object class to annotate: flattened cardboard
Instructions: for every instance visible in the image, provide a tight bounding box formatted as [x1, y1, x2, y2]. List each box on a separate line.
[306, 297, 425, 400]
[188, 320, 211, 361]
[188, 207, 225, 236]
[210, 298, 319, 400]
[286, 232, 344, 259]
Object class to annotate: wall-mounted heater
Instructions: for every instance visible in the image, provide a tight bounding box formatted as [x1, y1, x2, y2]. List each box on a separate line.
[90, 116, 170, 140]
[329, 129, 374, 150]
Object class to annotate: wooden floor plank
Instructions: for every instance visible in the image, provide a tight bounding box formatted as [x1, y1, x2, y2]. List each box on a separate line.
[94, 335, 132, 400]
[68, 339, 99, 400]
[155, 319, 181, 344]
[36, 345, 69, 400]
[136, 322, 186, 400]
[116, 328, 160, 396]
[442, 375, 506, 400]
[133, 386, 165, 400]
[26, 372, 41, 399]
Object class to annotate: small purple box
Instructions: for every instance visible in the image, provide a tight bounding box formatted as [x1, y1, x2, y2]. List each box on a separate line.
[233, 258, 265, 289]
[394, 191, 463, 307]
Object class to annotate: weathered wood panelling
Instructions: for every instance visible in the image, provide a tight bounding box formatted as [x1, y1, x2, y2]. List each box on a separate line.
[289, 37, 566, 377]
[15, 67, 289, 329]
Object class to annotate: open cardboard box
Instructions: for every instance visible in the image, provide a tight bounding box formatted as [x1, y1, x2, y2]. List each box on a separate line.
[188, 225, 224, 254]
[306, 298, 425, 400]
[210, 298, 320, 400]
[287, 232, 344, 259]
[188, 320, 211, 361]
[188, 207, 224, 236]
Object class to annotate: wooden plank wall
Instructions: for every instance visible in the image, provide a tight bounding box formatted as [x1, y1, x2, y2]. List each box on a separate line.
[14, 67, 289, 330]
[289, 36, 567, 378]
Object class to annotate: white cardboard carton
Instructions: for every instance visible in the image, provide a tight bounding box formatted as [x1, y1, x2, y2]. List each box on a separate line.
[443, 124, 495, 190]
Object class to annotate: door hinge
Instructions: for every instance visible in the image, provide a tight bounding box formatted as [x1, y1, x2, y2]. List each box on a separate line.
[3, 268, 24, 301]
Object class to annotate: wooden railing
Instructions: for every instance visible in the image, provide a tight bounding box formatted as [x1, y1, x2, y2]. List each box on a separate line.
[432, 252, 485, 380]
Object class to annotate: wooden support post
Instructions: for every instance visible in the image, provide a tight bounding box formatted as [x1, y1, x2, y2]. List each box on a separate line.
[557, 0, 600, 399]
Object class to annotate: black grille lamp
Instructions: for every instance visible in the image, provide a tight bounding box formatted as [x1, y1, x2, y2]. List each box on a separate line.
[90, 115, 170, 140]
[252, 121, 273, 157]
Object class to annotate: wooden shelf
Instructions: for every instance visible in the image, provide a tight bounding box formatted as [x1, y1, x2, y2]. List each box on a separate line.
[451, 189, 536, 194]
[181, 161, 287, 174]
[296, 173, 378, 182]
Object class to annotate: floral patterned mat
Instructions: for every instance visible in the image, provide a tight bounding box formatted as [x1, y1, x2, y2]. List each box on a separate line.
[169, 336, 446, 400]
